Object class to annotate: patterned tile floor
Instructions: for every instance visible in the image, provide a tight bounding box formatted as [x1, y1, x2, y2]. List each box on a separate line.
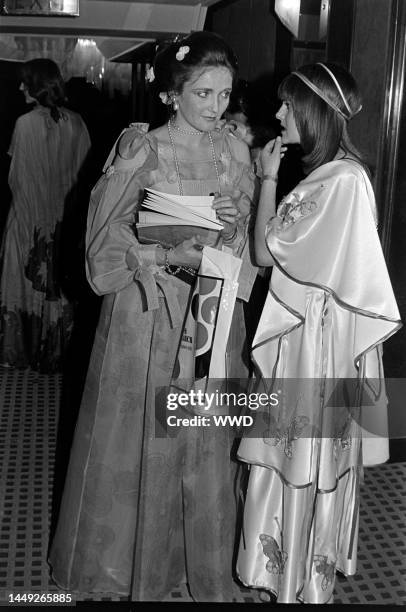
[0, 367, 405, 606]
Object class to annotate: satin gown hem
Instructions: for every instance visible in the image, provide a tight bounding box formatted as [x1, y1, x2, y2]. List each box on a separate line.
[236, 574, 332, 605]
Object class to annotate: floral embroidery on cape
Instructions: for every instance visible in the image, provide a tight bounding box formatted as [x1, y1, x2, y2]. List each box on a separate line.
[278, 185, 325, 229]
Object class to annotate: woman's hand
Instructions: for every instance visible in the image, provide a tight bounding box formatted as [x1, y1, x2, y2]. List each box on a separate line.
[254, 140, 286, 267]
[260, 136, 287, 179]
[212, 189, 241, 239]
[169, 236, 204, 269]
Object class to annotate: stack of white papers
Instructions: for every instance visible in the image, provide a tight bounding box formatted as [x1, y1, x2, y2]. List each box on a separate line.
[140, 188, 223, 229]
[136, 188, 223, 248]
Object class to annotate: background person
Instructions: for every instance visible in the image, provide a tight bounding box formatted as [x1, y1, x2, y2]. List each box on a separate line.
[0, 58, 90, 373]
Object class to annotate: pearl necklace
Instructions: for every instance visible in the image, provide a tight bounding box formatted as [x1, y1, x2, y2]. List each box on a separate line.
[167, 120, 222, 196]
[169, 119, 203, 135]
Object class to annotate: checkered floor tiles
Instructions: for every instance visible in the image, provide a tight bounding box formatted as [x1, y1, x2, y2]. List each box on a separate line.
[0, 367, 405, 605]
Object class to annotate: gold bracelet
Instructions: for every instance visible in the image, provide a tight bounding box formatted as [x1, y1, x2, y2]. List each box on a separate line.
[262, 174, 278, 184]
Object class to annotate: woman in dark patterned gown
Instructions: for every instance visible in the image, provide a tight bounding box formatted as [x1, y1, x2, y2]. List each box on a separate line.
[0, 59, 90, 372]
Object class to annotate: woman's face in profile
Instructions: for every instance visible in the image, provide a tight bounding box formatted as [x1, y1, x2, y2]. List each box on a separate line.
[175, 66, 233, 133]
[275, 100, 300, 145]
[19, 82, 37, 105]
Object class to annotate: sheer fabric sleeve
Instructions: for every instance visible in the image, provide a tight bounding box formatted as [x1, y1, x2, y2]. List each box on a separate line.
[86, 126, 159, 295]
[7, 115, 31, 196]
[7, 118, 19, 157]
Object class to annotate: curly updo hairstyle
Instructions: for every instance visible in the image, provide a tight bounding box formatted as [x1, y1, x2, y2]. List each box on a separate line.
[153, 31, 238, 98]
[21, 58, 66, 123]
[278, 62, 365, 174]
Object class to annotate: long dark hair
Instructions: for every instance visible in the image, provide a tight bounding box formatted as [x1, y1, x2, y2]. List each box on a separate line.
[21, 58, 66, 123]
[153, 31, 238, 97]
[278, 63, 366, 174]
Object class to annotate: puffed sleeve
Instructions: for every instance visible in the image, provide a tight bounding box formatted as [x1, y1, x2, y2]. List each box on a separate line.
[86, 124, 160, 295]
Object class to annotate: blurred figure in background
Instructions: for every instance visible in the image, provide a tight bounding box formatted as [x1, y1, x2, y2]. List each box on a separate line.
[225, 78, 276, 168]
[224, 79, 255, 148]
[0, 58, 91, 373]
[0, 61, 28, 241]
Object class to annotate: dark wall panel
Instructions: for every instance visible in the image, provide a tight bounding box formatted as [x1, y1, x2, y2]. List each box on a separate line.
[247, 0, 276, 80]
[326, 0, 355, 68]
[349, 0, 393, 183]
[225, 0, 252, 78]
[386, 92, 406, 378]
[207, 0, 278, 81]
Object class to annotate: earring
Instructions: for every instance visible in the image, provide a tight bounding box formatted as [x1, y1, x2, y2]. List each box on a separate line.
[172, 98, 179, 111]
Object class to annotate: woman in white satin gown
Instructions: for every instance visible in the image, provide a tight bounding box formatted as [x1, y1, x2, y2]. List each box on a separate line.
[236, 63, 401, 603]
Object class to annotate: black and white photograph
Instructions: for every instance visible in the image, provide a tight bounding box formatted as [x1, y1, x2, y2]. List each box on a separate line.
[0, 0, 405, 609]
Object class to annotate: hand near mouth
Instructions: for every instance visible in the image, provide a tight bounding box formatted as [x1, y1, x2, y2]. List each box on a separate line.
[260, 136, 287, 179]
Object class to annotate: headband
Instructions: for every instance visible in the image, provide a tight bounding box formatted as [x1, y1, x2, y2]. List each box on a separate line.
[292, 63, 362, 120]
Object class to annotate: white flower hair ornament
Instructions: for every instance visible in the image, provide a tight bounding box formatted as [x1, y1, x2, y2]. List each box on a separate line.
[159, 92, 169, 105]
[145, 66, 155, 83]
[176, 45, 190, 61]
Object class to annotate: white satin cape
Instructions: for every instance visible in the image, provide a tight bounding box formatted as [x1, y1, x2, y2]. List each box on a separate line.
[236, 160, 401, 603]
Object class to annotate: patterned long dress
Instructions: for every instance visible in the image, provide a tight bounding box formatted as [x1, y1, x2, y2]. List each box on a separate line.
[0, 106, 91, 372]
[48, 124, 256, 601]
[236, 160, 401, 603]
